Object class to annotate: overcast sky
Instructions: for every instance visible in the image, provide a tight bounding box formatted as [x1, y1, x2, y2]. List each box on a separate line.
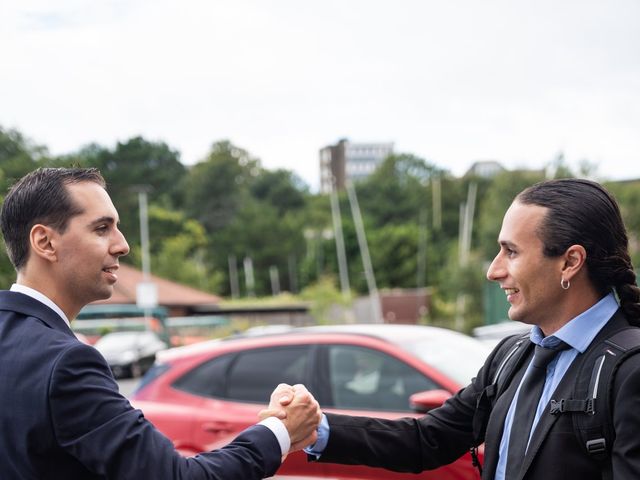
[2, 0, 639, 190]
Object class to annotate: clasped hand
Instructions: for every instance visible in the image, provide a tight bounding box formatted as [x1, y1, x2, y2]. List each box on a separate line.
[260, 383, 322, 453]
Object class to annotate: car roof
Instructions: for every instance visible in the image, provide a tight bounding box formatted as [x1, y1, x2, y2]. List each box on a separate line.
[292, 323, 476, 345]
[156, 323, 476, 362]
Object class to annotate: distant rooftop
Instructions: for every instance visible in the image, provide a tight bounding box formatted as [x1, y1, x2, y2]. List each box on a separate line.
[91, 263, 220, 315]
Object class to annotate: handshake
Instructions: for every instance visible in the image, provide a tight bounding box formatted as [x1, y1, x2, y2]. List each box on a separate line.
[260, 383, 323, 454]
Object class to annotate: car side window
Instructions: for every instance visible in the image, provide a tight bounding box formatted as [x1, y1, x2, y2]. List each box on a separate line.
[328, 345, 438, 411]
[172, 353, 234, 398]
[226, 346, 310, 403]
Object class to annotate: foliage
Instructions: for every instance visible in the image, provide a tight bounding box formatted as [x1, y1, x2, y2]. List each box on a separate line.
[355, 154, 442, 228]
[179, 141, 311, 297]
[429, 249, 487, 333]
[603, 180, 640, 267]
[4, 123, 640, 331]
[182, 140, 259, 232]
[250, 169, 308, 215]
[0, 127, 54, 285]
[0, 126, 51, 192]
[0, 238, 15, 289]
[211, 198, 306, 296]
[299, 276, 352, 324]
[143, 208, 222, 292]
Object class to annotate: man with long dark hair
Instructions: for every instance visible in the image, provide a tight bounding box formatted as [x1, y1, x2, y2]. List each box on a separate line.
[270, 178, 640, 479]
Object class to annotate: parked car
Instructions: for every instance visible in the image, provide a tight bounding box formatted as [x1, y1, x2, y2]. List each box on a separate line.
[132, 324, 491, 479]
[473, 320, 530, 347]
[94, 330, 167, 378]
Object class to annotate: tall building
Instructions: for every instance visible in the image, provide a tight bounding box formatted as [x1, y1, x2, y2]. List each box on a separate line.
[319, 139, 394, 193]
[464, 160, 505, 178]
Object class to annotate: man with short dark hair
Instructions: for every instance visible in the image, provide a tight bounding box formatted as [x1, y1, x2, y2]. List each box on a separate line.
[269, 178, 640, 479]
[0, 167, 321, 479]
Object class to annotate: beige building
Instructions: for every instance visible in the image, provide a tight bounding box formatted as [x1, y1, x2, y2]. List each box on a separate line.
[320, 139, 394, 192]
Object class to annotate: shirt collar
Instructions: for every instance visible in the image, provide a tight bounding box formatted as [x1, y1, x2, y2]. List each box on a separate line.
[530, 292, 619, 352]
[10, 284, 71, 327]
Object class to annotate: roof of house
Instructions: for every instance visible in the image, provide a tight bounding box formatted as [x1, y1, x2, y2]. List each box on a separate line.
[92, 263, 220, 307]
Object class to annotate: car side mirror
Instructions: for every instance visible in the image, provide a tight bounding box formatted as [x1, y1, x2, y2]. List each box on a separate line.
[409, 389, 451, 413]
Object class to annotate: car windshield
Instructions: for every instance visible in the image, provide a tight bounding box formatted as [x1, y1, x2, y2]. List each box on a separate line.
[402, 333, 492, 386]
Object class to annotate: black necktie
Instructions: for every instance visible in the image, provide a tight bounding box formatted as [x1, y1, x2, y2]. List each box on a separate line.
[505, 341, 569, 478]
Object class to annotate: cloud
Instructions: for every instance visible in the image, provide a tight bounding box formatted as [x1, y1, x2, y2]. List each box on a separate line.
[2, 0, 639, 190]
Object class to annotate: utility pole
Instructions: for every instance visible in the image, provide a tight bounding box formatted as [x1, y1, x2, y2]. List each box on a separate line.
[134, 186, 157, 329]
[432, 175, 442, 231]
[228, 255, 240, 299]
[455, 182, 477, 331]
[288, 254, 298, 293]
[329, 178, 350, 300]
[417, 208, 428, 289]
[243, 257, 255, 297]
[270, 265, 280, 296]
[346, 181, 382, 323]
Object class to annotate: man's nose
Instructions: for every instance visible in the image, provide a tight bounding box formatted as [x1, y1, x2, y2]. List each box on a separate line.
[486, 255, 503, 281]
[112, 229, 130, 257]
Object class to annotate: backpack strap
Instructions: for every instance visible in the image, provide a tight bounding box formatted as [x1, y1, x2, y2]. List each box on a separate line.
[548, 327, 640, 480]
[470, 332, 532, 476]
[472, 333, 532, 442]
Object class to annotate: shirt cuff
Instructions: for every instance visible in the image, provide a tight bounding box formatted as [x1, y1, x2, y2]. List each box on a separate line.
[259, 416, 291, 455]
[303, 413, 329, 459]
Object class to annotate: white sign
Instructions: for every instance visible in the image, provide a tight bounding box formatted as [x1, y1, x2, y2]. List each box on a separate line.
[136, 282, 158, 309]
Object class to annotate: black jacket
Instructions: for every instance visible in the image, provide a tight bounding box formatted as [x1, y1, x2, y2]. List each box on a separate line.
[319, 310, 640, 479]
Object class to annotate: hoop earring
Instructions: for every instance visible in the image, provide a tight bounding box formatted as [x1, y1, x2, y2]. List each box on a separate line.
[561, 279, 570, 290]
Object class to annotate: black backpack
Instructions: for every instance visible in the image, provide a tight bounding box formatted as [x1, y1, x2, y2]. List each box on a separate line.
[470, 327, 640, 479]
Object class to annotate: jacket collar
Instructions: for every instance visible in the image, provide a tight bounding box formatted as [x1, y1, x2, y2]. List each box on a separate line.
[0, 290, 75, 338]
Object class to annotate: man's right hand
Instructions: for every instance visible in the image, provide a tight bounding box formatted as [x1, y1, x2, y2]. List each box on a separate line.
[261, 383, 322, 452]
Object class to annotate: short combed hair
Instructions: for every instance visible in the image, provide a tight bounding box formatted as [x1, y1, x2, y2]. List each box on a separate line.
[517, 178, 640, 319]
[0, 167, 106, 271]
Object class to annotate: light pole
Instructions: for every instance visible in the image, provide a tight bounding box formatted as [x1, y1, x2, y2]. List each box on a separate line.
[133, 185, 157, 327]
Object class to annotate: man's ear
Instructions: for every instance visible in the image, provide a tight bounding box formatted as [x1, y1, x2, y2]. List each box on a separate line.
[562, 244, 587, 280]
[30, 224, 58, 263]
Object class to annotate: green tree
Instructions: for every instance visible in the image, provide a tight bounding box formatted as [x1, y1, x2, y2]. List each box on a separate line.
[250, 169, 308, 215]
[0, 126, 55, 286]
[604, 179, 640, 267]
[183, 140, 259, 232]
[0, 126, 51, 192]
[180, 141, 316, 296]
[356, 154, 442, 228]
[368, 223, 422, 289]
[212, 198, 306, 296]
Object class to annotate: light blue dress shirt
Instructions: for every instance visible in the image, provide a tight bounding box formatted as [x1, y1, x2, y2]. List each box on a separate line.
[494, 293, 618, 479]
[306, 293, 619, 476]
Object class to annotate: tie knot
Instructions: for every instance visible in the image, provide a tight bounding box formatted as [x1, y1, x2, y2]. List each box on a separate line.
[531, 340, 569, 368]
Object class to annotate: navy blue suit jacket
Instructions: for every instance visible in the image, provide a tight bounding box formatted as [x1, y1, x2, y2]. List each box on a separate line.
[0, 291, 282, 479]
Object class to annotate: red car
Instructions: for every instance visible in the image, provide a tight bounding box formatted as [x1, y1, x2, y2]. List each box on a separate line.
[132, 324, 491, 479]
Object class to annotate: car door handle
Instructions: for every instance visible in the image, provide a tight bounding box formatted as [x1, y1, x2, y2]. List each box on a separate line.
[202, 421, 233, 434]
